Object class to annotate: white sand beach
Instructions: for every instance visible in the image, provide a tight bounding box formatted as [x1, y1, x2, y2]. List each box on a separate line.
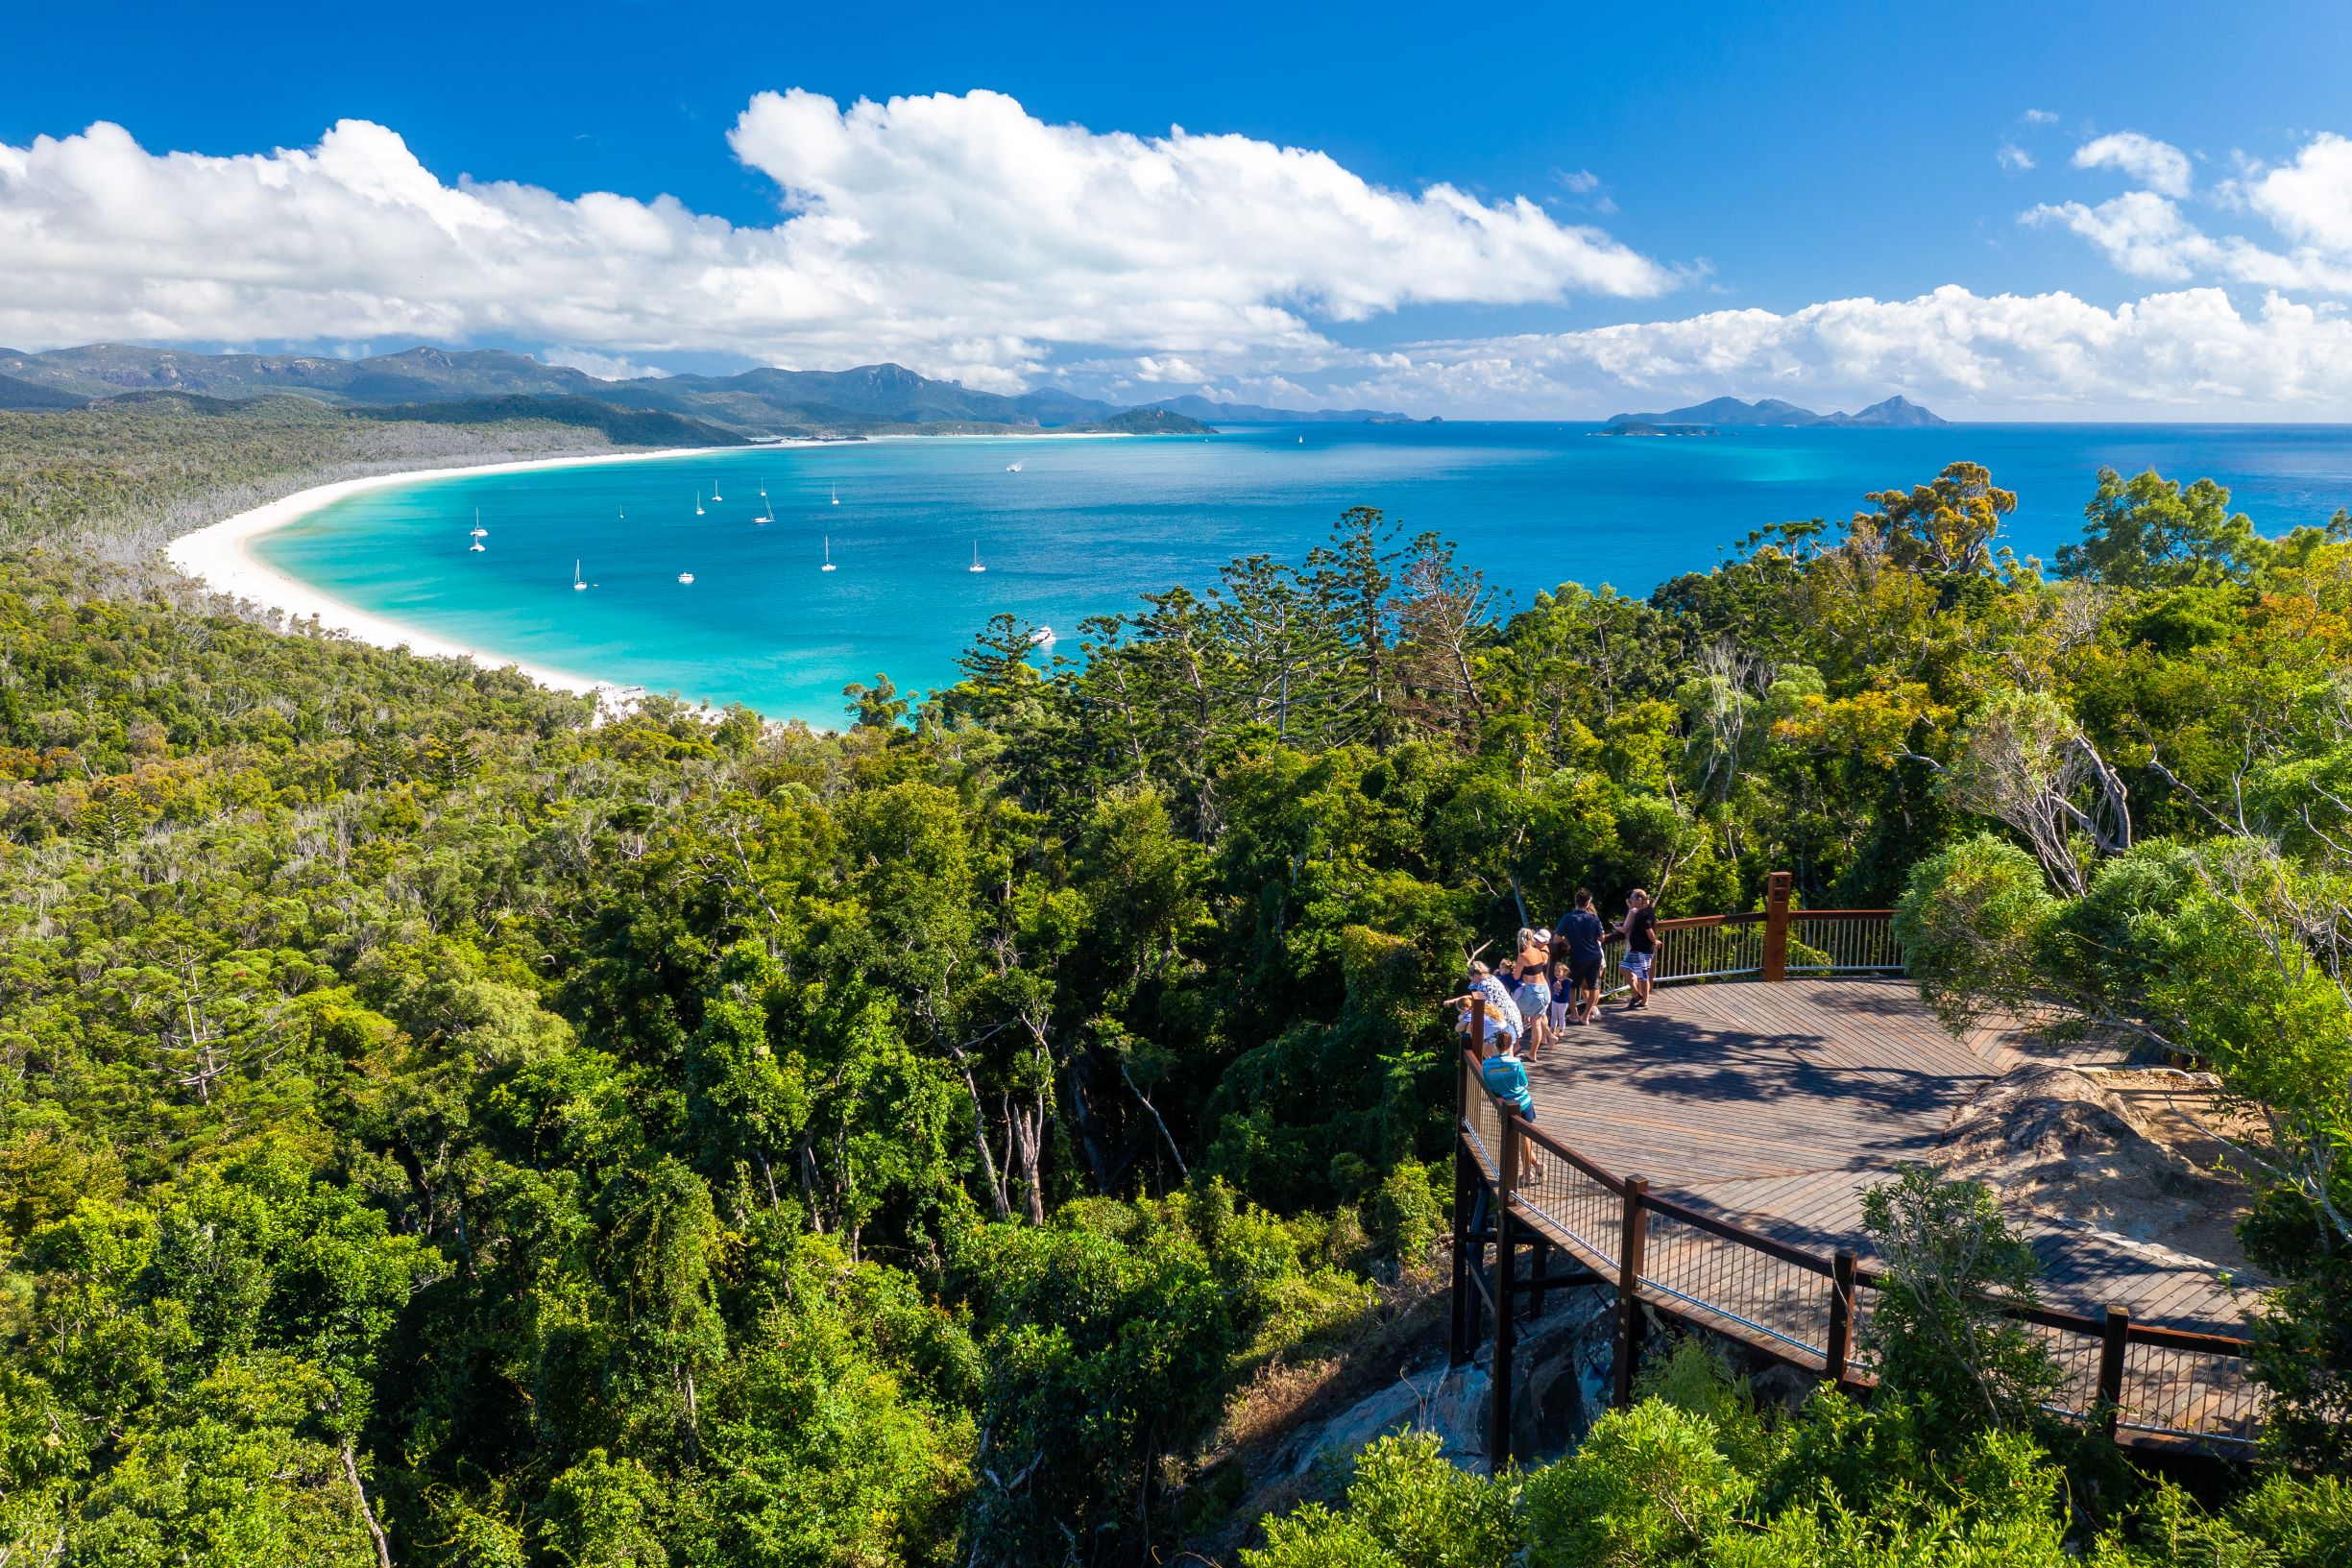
[166, 446, 735, 702]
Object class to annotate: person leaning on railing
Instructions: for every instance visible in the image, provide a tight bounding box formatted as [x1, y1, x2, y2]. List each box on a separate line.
[1444, 960, 1523, 1053]
[1615, 887, 1662, 1011]
[1442, 963, 1541, 1185]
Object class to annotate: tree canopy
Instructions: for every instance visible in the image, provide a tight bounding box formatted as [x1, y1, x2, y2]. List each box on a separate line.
[2, 400, 2349, 1560]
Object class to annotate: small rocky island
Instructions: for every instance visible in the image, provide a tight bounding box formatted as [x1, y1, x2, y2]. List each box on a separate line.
[1591, 420, 1717, 437]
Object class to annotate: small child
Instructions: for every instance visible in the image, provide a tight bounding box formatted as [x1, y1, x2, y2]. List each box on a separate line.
[1475, 1032, 1541, 1183]
[1443, 960, 1523, 1050]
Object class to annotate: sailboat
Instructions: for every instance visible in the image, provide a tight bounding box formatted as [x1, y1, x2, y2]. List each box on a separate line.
[1005, 462, 1023, 472]
[695, 490, 705, 517]
[820, 537, 837, 572]
[830, 483, 839, 506]
[1297, 435, 1304, 444]
[470, 508, 487, 551]
[572, 561, 588, 592]
[711, 479, 723, 502]
[968, 541, 986, 574]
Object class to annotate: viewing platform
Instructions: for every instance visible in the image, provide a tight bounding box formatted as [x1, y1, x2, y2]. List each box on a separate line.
[1525, 976, 2251, 1339]
[1452, 877, 2265, 1468]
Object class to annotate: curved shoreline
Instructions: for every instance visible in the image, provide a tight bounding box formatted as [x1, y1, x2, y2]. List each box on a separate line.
[165, 445, 740, 700]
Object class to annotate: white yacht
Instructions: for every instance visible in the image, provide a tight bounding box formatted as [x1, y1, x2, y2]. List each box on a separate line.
[821, 537, 837, 572]
[572, 561, 588, 591]
[712, 479, 723, 502]
[831, 483, 839, 506]
[677, 571, 695, 585]
[695, 490, 705, 517]
[968, 542, 986, 574]
[1006, 462, 1023, 472]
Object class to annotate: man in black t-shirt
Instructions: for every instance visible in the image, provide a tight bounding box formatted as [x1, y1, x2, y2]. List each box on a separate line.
[1618, 888, 1661, 1011]
[1555, 888, 1607, 1025]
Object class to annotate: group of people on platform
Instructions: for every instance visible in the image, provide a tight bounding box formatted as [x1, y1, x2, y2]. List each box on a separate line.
[1443, 888, 1664, 1150]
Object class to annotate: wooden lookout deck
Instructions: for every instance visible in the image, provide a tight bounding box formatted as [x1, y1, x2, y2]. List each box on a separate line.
[1449, 884, 2265, 1467]
[1519, 977, 2250, 1337]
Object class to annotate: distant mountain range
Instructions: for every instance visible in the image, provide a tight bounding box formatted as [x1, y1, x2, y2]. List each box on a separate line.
[1603, 395, 1947, 429]
[1138, 394, 1426, 424]
[0, 345, 1414, 439]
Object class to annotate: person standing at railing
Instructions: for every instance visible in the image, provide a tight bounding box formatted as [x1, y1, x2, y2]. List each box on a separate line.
[1554, 889, 1606, 1025]
[1476, 1033, 1540, 1186]
[1616, 888, 1661, 1010]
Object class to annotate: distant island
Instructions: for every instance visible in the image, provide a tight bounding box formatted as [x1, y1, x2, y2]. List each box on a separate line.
[0, 345, 1439, 442]
[1603, 394, 1946, 429]
[1592, 421, 1717, 438]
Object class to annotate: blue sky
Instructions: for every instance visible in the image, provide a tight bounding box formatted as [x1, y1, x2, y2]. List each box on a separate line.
[8, 1, 2352, 417]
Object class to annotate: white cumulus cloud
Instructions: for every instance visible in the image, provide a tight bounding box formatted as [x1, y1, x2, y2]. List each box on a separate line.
[2028, 128, 2352, 295]
[0, 92, 1673, 383]
[2072, 132, 2194, 197]
[2240, 132, 2352, 254]
[1311, 286, 2352, 421]
[542, 347, 669, 380]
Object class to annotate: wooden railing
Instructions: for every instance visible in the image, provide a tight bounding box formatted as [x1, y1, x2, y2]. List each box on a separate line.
[1451, 895, 2264, 1468]
[1593, 873, 1903, 996]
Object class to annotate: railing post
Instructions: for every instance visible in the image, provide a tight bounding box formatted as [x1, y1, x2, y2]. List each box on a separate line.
[1612, 1176, 1649, 1409]
[2097, 1305, 2130, 1439]
[1489, 1107, 1519, 1473]
[1762, 871, 1793, 982]
[1825, 1248, 1857, 1388]
[1449, 1052, 1473, 1367]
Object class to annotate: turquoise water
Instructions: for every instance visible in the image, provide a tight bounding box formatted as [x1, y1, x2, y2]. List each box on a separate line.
[255, 423, 2352, 725]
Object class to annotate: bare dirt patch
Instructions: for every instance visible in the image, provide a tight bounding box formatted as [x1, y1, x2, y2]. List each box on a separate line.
[1936, 1062, 2266, 1278]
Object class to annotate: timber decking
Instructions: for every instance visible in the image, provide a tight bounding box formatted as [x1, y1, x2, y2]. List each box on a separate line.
[1516, 977, 2256, 1339]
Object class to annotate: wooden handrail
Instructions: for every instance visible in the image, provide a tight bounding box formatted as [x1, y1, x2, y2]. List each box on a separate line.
[1500, 1097, 2255, 1358]
[1639, 1185, 1841, 1274]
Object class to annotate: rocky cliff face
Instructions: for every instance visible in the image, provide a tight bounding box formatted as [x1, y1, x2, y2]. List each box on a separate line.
[1249, 1284, 1617, 1495]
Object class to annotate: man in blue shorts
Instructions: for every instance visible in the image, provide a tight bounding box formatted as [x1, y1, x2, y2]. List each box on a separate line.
[1617, 888, 1661, 1010]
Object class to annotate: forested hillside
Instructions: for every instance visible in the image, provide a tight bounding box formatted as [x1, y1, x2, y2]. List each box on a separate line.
[2, 416, 2349, 1564]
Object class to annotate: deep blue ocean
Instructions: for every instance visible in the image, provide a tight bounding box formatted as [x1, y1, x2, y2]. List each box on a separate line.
[253, 422, 2352, 725]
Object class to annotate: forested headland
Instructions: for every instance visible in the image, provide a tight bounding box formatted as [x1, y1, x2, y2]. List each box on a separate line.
[1, 399, 2349, 1564]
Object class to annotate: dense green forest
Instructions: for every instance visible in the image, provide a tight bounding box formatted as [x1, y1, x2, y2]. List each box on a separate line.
[1, 405, 2348, 1564]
